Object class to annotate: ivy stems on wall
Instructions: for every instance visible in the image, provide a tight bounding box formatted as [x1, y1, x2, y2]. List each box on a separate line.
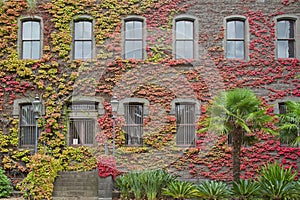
[0, 0, 298, 190]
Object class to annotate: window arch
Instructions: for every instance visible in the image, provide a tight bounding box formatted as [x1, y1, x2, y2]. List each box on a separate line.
[275, 15, 299, 59]
[72, 16, 94, 60]
[19, 16, 43, 59]
[225, 16, 248, 60]
[123, 16, 146, 60]
[173, 15, 198, 59]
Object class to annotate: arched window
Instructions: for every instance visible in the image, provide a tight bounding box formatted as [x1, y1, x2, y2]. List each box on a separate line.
[225, 17, 246, 59]
[124, 17, 145, 59]
[20, 17, 42, 59]
[73, 17, 93, 60]
[174, 16, 196, 59]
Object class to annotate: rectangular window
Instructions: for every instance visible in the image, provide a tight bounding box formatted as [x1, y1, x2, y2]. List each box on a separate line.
[22, 21, 41, 59]
[277, 20, 295, 58]
[175, 103, 195, 146]
[69, 118, 95, 145]
[175, 20, 194, 59]
[124, 103, 143, 145]
[20, 104, 36, 146]
[226, 20, 245, 59]
[74, 20, 93, 60]
[124, 20, 143, 59]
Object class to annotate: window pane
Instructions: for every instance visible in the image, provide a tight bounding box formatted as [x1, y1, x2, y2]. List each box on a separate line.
[176, 21, 185, 39]
[226, 21, 235, 39]
[277, 41, 288, 58]
[176, 20, 193, 40]
[75, 21, 84, 39]
[277, 20, 295, 39]
[236, 41, 244, 59]
[184, 21, 193, 39]
[176, 104, 195, 146]
[125, 41, 142, 59]
[70, 119, 94, 145]
[176, 41, 193, 59]
[31, 21, 40, 40]
[20, 105, 36, 146]
[31, 41, 40, 59]
[235, 21, 244, 39]
[125, 21, 142, 39]
[22, 21, 32, 40]
[22, 42, 32, 59]
[83, 21, 92, 40]
[83, 41, 92, 59]
[74, 41, 83, 59]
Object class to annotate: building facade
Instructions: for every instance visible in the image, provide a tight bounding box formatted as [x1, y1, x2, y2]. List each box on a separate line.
[0, 0, 299, 184]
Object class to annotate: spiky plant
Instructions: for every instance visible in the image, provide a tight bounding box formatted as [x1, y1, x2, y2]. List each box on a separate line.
[162, 180, 198, 200]
[231, 179, 260, 200]
[196, 180, 230, 200]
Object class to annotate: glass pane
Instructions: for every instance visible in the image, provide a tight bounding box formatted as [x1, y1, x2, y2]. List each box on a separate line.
[235, 21, 244, 39]
[288, 40, 295, 58]
[74, 41, 83, 59]
[176, 41, 193, 59]
[31, 21, 40, 40]
[278, 20, 289, 38]
[176, 21, 185, 39]
[83, 21, 92, 40]
[185, 21, 193, 39]
[125, 21, 142, 39]
[236, 41, 244, 59]
[31, 41, 40, 59]
[75, 21, 84, 39]
[227, 21, 235, 39]
[226, 41, 235, 58]
[22, 21, 32, 40]
[277, 41, 288, 58]
[22, 42, 32, 59]
[83, 41, 92, 59]
[125, 41, 142, 59]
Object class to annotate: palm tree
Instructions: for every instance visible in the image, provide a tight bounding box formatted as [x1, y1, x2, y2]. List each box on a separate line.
[199, 88, 274, 181]
[278, 101, 300, 146]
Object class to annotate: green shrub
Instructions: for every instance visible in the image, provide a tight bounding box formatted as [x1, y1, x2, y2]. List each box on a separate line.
[196, 180, 230, 200]
[231, 179, 260, 200]
[257, 162, 299, 199]
[115, 169, 176, 200]
[162, 180, 198, 200]
[17, 153, 62, 200]
[0, 168, 12, 198]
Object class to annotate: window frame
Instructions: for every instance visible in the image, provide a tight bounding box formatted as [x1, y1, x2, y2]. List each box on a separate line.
[275, 15, 299, 59]
[173, 15, 198, 60]
[72, 16, 95, 60]
[19, 103, 36, 147]
[123, 16, 146, 60]
[224, 16, 248, 60]
[175, 102, 196, 147]
[18, 16, 43, 60]
[124, 102, 144, 146]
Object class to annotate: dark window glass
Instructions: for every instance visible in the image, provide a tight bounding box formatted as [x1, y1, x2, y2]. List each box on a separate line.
[277, 20, 295, 58]
[124, 103, 143, 145]
[74, 20, 93, 59]
[22, 21, 41, 59]
[69, 118, 95, 145]
[125, 20, 143, 59]
[226, 20, 245, 59]
[175, 103, 195, 146]
[20, 104, 36, 146]
[175, 20, 194, 59]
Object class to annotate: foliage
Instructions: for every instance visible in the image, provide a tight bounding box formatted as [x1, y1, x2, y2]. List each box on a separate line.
[17, 154, 62, 200]
[0, 168, 12, 198]
[115, 169, 176, 200]
[162, 180, 198, 200]
[199, 88, 275, 181]
[231, 179, 260, 200]
[257, 162, 300, 199]
[278, 101, 300, 146]
[97, 155, 120, 179]
[195, 180, 230, 200]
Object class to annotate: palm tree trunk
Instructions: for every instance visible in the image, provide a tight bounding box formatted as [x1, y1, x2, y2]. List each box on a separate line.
[232, 128, 243, 182]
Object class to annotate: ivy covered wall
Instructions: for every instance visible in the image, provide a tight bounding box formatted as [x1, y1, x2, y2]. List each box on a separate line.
[0, 0, 299, 186]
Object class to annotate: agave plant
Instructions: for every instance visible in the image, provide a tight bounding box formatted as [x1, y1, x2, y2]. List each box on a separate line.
[196, 180, 230, 200]
[231, 179, 260, 200]
[257, 162, 300, 199]
[162, 180, 198, 200]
